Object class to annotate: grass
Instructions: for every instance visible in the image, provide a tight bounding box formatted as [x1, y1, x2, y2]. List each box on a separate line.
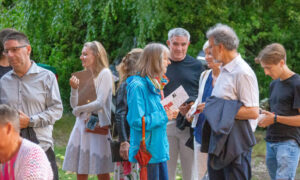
[53, 114, 300, 180]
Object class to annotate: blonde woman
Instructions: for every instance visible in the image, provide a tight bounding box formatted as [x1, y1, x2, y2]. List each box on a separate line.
[63, 41, 114, 180]
[114, 48, 143, 179]
[187, 41, 221, 179]
[126, 43, 173, 180]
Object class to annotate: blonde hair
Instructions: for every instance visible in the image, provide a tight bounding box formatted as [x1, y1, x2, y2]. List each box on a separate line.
[136, 43, 169, 78]
[255, 43, 286, 65]
[84, 41, 116, 94]
[84, 41, 109, 77]
[117, 48, 143, 89]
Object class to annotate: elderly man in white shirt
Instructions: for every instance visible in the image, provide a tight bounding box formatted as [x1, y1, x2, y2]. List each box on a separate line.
[203, 23, 259, 180]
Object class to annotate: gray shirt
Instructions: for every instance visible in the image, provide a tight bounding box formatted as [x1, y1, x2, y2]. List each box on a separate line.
[0, 62, 63, 151]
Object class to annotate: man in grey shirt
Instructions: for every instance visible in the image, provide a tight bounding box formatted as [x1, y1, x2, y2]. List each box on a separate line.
[0, 31, 63, 180]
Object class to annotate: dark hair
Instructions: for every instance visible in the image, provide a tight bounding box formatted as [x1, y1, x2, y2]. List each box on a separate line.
[3, 31, 30, 46]
[0, 28, 18, 58]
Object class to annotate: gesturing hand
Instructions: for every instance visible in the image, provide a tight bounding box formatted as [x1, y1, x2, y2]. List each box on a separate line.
[70, 75, 80, 89]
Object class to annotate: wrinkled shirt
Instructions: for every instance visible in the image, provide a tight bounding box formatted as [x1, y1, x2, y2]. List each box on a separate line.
[0, 62, 63, 151]
[212, 54, 259, 131]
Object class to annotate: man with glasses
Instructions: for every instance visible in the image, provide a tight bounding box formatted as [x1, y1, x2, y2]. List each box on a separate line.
[0, 31, 63, 180]
[203, 23, 259, 180]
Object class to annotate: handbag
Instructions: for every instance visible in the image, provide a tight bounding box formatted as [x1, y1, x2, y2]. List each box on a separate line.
[85, 114, 109, 135]
[109, 124, 126, 162]
[110, 140, 125, 162]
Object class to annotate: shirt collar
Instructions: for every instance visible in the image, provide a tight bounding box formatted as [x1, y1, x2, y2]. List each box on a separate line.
[12, 60, 40, 76]
[222, 54, 241, 73]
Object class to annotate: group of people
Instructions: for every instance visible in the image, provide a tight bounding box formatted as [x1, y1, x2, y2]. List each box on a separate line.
[0, 23, 299, 180]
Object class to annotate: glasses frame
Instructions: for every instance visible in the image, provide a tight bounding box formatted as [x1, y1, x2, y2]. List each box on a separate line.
[3, 45, 28, 55]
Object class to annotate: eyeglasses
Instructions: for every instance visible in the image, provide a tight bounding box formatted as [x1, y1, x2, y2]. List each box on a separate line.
[3, 45, 28, 55]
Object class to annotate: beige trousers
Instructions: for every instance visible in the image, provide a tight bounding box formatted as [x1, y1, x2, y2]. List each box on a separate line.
[167, 122, 194, 180]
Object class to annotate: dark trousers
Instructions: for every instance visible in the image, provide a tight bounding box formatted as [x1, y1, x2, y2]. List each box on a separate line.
[207, 149, 252, 180]
[46, 148, 59, 180]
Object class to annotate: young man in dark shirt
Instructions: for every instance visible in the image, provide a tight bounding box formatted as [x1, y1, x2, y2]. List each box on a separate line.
[256, 43, 300, 180]
[164, 27, 204, 180]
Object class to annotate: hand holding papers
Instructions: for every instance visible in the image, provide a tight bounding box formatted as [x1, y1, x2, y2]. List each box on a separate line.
[71, 70, 97, 106]
[161, 85, 189, 111]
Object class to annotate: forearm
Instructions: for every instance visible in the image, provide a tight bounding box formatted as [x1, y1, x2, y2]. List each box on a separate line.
[277, 115, 300, 127]
[70, 88, 78, 108]
[30, 102, 63, 127]
[235, 106, 259, 120]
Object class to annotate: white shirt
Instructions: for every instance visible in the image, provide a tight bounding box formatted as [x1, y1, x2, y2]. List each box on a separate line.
[212, 54, 259, 131]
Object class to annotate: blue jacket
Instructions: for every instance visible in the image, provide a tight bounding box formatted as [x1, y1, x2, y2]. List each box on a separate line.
[126, 75, 169, 163]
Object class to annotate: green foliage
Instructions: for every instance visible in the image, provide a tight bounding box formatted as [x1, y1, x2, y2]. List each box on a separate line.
[1, 0, 299, 111]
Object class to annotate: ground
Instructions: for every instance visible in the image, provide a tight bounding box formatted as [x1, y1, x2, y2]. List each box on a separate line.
[53, 114, 300, 180]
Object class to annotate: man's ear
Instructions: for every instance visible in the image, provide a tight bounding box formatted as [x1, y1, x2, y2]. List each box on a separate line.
[166, 40, 170, 47]
[279, 59, 285, 67]
[3, 123, 13, 136]
[26, 45, 32, 56]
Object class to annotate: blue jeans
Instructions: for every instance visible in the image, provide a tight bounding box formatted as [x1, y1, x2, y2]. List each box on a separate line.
[266, 140, 300, 180]
[147, 161, 168, 180]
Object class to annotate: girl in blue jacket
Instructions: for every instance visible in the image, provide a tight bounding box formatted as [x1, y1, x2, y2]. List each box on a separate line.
[126, 43, 173, 180]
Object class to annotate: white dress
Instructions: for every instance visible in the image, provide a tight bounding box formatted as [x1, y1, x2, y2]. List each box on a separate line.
[63, 68, 114, 174]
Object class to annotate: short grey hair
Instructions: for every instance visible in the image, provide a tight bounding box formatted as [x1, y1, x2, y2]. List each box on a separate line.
[206, 23, 239, 50]
[168, 28, 190, 41]
[0, 104, 20, 133]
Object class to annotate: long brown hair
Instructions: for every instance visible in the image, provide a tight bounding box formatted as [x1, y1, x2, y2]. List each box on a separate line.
[117, 48, 143, 89]
[136, 43, 169, 78]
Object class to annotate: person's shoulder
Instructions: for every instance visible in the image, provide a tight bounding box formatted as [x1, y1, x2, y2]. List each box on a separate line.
[185, 54, 203, 68]
[35, 63, 56, 79]
[0, 70, 13, 82]
[119, 81, 128, 90]
[186, 55, 199, 63]
[98, 68, 112, 77]
[291, 74, 300, 88]
[20, 138, 43, 152]
[293, 73, 300, 81]
[126, 75, 145, 91]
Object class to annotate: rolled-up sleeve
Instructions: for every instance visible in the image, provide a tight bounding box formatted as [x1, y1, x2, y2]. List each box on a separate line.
[237, 73, 259, 107]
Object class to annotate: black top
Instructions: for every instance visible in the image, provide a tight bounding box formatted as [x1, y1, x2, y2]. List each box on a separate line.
[115, 81, 130, 142]
[266, 74, 300, 145]
[163, 55, 204, 101]
[0, 66, 12, 79]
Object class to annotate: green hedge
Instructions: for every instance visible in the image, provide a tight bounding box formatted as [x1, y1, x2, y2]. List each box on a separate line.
[1, 0, 299, 111]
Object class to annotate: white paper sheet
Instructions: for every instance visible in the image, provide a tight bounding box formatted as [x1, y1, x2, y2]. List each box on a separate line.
[161, 85, 189, 111]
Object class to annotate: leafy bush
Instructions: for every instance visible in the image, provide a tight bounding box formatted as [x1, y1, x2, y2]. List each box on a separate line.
[1, 0, 299, 111]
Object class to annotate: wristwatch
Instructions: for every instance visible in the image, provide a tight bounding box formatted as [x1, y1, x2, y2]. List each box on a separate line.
[29, 117, 35, 127]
